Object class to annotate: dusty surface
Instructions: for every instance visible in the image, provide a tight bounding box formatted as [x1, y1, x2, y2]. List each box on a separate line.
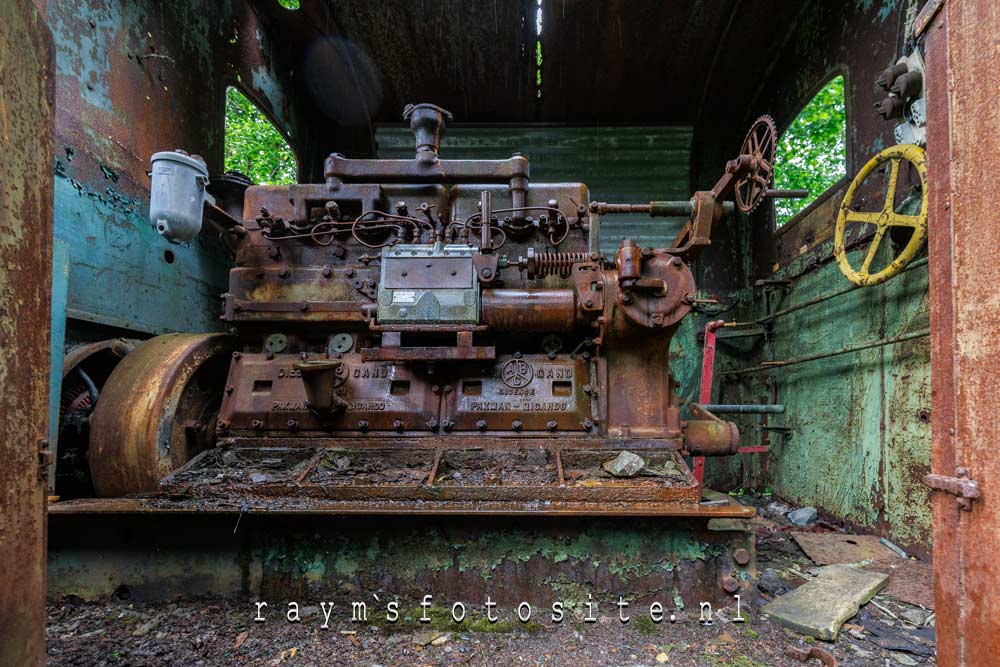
[46, 495, 937, 666]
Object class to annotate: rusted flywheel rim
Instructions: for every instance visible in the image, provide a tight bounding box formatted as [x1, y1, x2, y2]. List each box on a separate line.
[735, 114, 777, 213]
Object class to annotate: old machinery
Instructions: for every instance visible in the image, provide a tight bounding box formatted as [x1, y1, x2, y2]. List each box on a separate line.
[149, 150, 210, 242]
[834, 144, 928, 287]
[90, 104, 781, 515]
[874, 50, 927, 147]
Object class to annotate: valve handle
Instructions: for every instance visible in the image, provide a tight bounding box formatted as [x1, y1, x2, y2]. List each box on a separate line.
[834, 144, 928, 286]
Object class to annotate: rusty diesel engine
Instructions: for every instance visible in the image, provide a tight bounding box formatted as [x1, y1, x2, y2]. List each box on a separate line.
[89, 104, 777, 513]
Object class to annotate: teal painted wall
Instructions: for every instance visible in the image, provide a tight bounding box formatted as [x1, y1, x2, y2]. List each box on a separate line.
[711, 236, 931, 554]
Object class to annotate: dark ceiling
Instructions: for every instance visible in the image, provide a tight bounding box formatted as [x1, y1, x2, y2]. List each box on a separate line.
[256, 0, 814, 128]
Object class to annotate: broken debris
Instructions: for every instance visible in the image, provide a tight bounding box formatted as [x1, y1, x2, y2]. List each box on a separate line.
[793, 532, 902, 565]
[788, 506, 818, 526]
[602, 451, 646, 477]
[762, 564, 889, 640]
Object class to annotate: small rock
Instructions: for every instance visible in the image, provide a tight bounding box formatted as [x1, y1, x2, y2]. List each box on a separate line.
[757, 568, 785, 595]
[131, 615, 162, 637]
[788, 506, 818, 526]
[849, 644, 875, 659]
[334, 456, 351, 471]
[900, 609, 928, 626]
[412, 631, 445, 646]
[766, 501, 793, 517]
[655, 653, 669, 664]
[250, 473, 267, 484]
[430, 633, 450, 646]
[602, 451, 646, 477]
[891, 652, 918, 666]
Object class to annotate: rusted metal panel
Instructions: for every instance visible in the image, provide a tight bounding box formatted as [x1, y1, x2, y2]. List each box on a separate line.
[0, 2, 54, 664]
[925, 1, 1000, 663]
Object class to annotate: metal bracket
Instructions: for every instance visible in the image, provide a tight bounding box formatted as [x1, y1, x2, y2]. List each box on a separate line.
[37, 438, 52, 483]
[924, 467, 980, 511]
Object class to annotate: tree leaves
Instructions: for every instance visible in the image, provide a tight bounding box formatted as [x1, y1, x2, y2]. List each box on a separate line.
[224, 87, 297, 186]
[774, 76, 847, 225]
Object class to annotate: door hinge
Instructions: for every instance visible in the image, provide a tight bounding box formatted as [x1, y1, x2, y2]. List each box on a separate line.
[924, 467, 980, 510]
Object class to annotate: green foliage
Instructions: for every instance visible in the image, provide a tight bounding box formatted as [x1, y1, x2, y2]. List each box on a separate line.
[277, 0, 300, 9]
[774, 75, 847, 225]
[224, 86, 296, 185]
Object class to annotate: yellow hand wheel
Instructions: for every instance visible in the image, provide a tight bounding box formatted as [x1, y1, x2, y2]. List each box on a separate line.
[834, 144, 928, 286]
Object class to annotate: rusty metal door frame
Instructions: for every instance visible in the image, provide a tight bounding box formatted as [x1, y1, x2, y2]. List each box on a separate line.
[921, 0, 1000, 664]
[0, 2, 54, 665]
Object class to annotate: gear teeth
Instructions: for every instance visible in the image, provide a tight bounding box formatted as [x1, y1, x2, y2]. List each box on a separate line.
[735, 115, 778, 213]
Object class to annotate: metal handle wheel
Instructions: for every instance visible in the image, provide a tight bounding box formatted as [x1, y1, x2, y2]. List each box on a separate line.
[834, 144, 928, 286]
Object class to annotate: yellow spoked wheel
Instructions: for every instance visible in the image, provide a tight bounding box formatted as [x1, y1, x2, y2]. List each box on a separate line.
[834, 144, 928, 286]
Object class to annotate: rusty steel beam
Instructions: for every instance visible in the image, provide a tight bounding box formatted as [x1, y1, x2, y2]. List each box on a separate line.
[0, 3, 53, 665]
[49, 496, 755, 518]
[923, 1, 1000, 664]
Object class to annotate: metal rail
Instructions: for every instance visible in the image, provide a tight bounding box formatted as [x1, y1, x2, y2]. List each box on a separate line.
[748, 256, 929, 326]
[703, 403, 785, 414]
[719, 328, 930, 376]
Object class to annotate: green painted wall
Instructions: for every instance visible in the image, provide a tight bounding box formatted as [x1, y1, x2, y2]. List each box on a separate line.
[712, 236, 931, 554]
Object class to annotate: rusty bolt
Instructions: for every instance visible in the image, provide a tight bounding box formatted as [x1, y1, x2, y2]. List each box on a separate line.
[426, 418, 439, 430]
[481, 268, 493, 279]
[671, 256, 682, 267]
[583, 419, 594, 430]
[547, 420, 558, 431]
[287, 419, 298, 430]
[225, 384, 234, 394]
[641, 247, 653, 257]
[442, 420, 454, 432]
[583, 384, 593, 395]
[443, 385, 453, 394]
[512, 419, 523, 431]
[476, 419, 487, 431]
[278, 267, 290, 278]
[721, 575, 740, 594]
[393, 419, 404, 432]
[584, 298, 593, 307]
[217, 418, 231, 430]
[547, 351, 557, 360]
[621, 294, 632, 304]
[346, 268, 356, 277]
[581, 351, 591, 361]
[322, 266, 332, 278]
[432, 384, 442, 394]
[251, 419, 263, 430]
[267, 246, 280, 259]
[401, 270, 408, 277]
[300, 352, 309, 360]
[232, 351, 242, 360]
[733, 548, 751, 566]
[277, 369, 285, 378]
[514, 351, 522, 359]
[358, 419, 369, 432]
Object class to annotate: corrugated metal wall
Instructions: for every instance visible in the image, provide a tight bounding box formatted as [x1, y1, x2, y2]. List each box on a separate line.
[376, 126, 692, 255]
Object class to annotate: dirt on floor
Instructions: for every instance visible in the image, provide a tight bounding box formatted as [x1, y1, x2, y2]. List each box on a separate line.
[46, 495, 936, 667]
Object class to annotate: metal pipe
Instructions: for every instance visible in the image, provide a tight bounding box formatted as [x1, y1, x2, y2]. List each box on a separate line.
[591, 201, 735, 217]
[752, 256, 928, 325]
[702, 403, 785, 414]
[764, 189, 809, 199]
[720, 328, 930, 376]
[482, 288, 578, 332]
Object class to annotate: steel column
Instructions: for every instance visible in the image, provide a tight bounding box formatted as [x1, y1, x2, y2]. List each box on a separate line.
[922, 0, 1000, 664]
[0, 3, 54, 664]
